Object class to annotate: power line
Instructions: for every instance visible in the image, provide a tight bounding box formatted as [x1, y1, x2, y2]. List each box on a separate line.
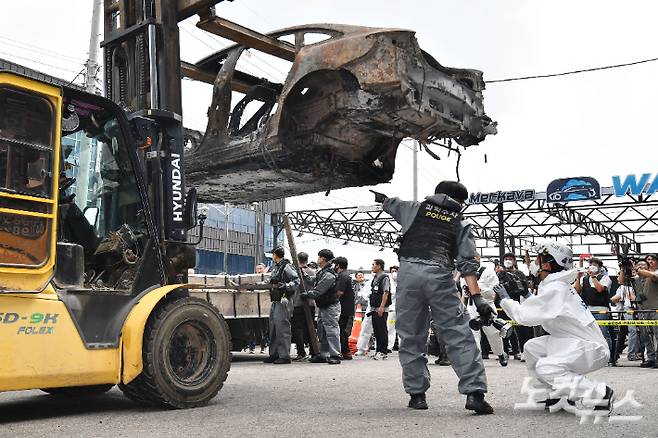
[0, 35, 86, 64]
[235, 1, 278, 30]
[180, 22, 285, 82]
[0, 50, 81, 74]
[486, 56, 658, 84]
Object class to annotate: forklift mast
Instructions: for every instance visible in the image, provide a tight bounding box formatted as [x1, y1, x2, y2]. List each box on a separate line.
[102, 0, 205, 244]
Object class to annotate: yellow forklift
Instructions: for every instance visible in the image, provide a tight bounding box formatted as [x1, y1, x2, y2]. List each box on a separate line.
[0, 70, 230, 408]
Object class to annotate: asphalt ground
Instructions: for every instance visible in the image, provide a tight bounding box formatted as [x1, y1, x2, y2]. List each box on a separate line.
[1, 353, 656, 438]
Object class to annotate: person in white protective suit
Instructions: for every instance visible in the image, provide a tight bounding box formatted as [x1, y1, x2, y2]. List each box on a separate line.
[462, 256, 508, 367]
[387, 266, 399, 351]
[354, 276, 374, 356]
[494, 241, 614, 412]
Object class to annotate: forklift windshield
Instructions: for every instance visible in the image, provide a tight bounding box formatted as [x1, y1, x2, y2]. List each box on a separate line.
[61, 103, 143, 241]
[59, 96, 147, 290]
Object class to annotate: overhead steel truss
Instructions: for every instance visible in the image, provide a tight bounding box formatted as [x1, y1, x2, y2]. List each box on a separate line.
[283, 191, 658, 262]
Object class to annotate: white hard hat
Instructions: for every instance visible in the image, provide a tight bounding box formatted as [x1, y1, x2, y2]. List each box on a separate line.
[532, 240, 574, 270]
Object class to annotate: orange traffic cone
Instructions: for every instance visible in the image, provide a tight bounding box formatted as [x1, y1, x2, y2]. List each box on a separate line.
[349, 304, 365, 354]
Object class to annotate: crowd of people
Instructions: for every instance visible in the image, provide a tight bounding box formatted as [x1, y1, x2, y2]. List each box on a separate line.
[246, 180, 658, 415]
[254, 247, 658, 369]
[257, 245, 399, 365]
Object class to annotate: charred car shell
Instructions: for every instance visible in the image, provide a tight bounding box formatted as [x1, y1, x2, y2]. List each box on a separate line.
[185, 24, 496, 203]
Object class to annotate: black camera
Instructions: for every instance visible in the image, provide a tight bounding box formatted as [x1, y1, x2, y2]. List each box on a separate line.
[469, 316, 513, 339]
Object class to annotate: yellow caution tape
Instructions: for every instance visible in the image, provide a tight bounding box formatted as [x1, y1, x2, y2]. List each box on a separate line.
[596, 320, 658, 326]
[502, 320, 658, 326]
[496, 308, 658, 315]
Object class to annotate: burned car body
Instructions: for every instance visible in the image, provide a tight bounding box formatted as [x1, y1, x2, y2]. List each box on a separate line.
[185, 24, 496, 203]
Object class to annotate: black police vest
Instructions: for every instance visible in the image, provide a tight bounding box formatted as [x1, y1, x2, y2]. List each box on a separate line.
[581, 276, 610, 308]
[398, 200, 461, 267]
[270, 259, 293, 301]
[370, 273, 392, 308]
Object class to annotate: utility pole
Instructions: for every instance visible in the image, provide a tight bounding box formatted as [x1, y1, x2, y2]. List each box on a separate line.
[85, 0, 102, 94]
[413, 140, 419, 201]
[77, 0, 103, 208]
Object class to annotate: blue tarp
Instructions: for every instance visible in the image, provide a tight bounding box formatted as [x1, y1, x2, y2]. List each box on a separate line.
[195, 250, 255, 275]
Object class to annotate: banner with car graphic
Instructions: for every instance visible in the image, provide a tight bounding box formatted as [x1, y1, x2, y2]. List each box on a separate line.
[546, 177, 601, 203]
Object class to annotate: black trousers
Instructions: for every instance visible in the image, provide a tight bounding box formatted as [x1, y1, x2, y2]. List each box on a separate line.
[371, 312, 389, 354]
[480, 330, 491, 355]
[339, 314, 354, 354]
[503, 325, 534, 354]
[612, 325, 628, 362]
[291, 305, 316, 356]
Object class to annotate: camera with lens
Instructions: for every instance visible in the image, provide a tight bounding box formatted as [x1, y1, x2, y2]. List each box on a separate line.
[469, 315, 513, 339]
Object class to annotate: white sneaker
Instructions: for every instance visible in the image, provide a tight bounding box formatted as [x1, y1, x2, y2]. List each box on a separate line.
[372, 352, 388, 360]
[354, 350, 367, 357]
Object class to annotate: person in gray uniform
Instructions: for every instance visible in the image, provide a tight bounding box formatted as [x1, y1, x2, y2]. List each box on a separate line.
[301, 249, 342, 365]
[264, 247, 299, 364]
[372, 181, 493, 414]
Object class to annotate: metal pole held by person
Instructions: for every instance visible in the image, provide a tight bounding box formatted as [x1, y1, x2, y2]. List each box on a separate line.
[283, 216, 320, 356]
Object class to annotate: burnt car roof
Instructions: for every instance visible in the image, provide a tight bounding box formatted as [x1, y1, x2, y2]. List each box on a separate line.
[195, 23, 413, 74]
[186, 21, 496, 203]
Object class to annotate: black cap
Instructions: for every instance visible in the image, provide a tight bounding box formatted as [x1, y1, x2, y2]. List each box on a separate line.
[435, 180, 468, 203]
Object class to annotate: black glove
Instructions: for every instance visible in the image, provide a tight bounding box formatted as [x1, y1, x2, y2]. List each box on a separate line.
[472, 294, 493, 323]
[369, 190, 388, 203]
[299, 292, 310, 300]
[492, 284, 511, 301]
[277, 282, 287, 290]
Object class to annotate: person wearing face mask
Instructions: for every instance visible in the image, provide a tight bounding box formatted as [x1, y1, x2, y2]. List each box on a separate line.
[573, 257, 613, 357]
[495, 241, 614, 413]
[355, 272, 375, 357]
[462, 255, 508, 366]
[387, 266, 399, 352]
[497, 253, 533, 361]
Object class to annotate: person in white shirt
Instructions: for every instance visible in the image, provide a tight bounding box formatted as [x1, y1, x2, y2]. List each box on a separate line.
[387, 266, 399, 351]
[355, 274, 374, 356]
[462, 256, 508, 366]
[610, 266, 639, 365]
[495, 241, 614, 412]
[573, 258, 613, 355]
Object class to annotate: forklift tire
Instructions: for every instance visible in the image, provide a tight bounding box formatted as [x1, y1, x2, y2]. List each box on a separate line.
[41, 384, 114, 396]
[119, 296, 231, 408]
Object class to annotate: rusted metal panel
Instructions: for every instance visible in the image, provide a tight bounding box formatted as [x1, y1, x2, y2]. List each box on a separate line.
[197, 16, 296, 61]
[186, 23, 497, 203]
[176, 0, 227, 21]
[181, 61, 256, 94]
